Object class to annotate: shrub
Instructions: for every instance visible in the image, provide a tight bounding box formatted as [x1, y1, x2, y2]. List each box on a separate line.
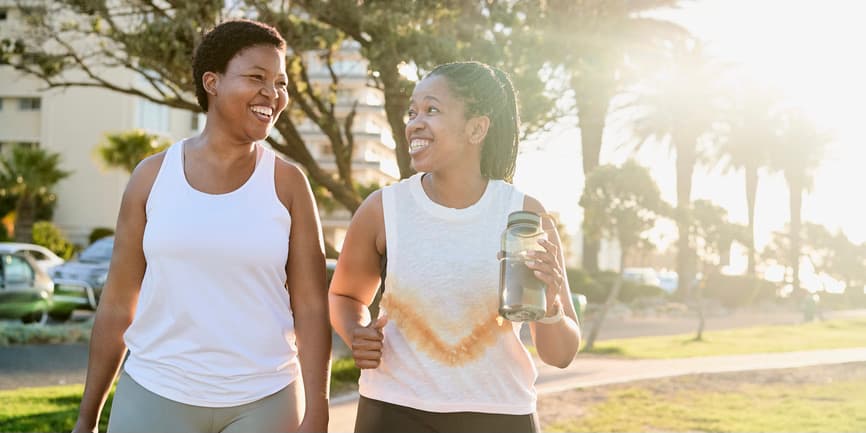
[702, 274, 778, 308]
[31, 221, 77, 260]
[0, 321, 92, 346]
[88, 227, 115, 244]
[566, 268, 667, 304]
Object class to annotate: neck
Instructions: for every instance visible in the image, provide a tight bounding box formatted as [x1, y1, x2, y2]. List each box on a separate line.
[423, 171, 488, 209]
[195, 123, 257, 163]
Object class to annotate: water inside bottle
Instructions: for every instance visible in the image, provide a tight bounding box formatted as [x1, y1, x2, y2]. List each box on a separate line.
[499, 256, 546, 322]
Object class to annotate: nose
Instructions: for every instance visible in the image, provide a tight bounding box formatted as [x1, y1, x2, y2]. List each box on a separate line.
[260, 83, 278, 98]
[405, 114, 425, 136]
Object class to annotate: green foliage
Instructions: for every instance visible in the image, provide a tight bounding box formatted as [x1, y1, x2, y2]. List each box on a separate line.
[7, 0, 567, 215]
[690, 199, 747, 267]
[31, 221, 77, 260]
[702, 274, 778, 308]
[0, 321, 92, 346]
[330, 357, 361, 395]
[566, 268, 666, 304]
[0, 147, 71, 242]
[95, 129, 170, 174]
[0, 147, 71, 198]
[580, 160, 669, 258]
[88, 227, 115, 245]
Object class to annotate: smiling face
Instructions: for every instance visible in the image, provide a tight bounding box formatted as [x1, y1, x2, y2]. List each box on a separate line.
[405, 75, 486, 175]
[204, 44, 288, 143]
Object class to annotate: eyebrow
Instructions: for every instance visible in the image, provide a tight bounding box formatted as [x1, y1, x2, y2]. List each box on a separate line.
[409, 95, 442, 104]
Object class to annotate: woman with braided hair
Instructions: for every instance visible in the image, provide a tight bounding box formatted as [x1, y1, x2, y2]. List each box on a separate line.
[329, 61, 581, 432]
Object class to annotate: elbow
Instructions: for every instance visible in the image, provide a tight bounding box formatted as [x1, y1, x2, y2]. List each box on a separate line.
[538, 344, 578, 369]
[542, 352, 576, 369]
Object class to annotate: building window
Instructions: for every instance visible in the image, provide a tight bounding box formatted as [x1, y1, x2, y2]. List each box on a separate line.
[0, 9, 8, 21]
[18, 98, 41, 111]
[0, 141, 39, 156]
[0, 98, 4, 111]
[136, 98, 170, 133]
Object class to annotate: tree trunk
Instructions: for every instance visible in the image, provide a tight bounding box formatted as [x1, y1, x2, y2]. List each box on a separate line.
[674, 139, 696, 298]
[376, 58, 415, 179]
[576, 92, 611, 272]
[694, 267, 710, 341]
[584, 250, 625, 351]
[789, 177, 803, 294]
[14, 195, 35, 243]
[745, 164, 758, 277]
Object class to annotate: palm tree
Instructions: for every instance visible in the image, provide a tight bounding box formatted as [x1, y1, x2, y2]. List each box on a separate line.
[540, 0, 687, 271]
[772, 109, 831, 294]
[0, 147, 71, 242]
[627, 39, 723, 297]
[95, 129, 170, 174]
[716, 81, 784, 278]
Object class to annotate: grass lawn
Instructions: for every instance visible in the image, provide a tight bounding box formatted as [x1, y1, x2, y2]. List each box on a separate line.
[0, 358, 360, 433]
[0, 384, 112, 433]
[586, 318, 866, 358]
[541, 362, 866, 432]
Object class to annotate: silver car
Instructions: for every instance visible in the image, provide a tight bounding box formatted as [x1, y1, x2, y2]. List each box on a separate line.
[49, 236, 113, 320]
[0, 252, 55, 324]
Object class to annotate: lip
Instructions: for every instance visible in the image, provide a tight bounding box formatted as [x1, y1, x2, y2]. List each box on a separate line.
[250, 104, 275, 123]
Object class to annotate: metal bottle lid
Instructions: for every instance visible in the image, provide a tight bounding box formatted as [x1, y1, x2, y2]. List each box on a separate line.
[506, 210, 541, 228]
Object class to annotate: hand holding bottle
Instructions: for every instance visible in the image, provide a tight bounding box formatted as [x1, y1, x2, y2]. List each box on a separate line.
[351, 315, 388, 369]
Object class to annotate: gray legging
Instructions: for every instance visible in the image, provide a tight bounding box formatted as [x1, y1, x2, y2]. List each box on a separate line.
[107, 371, 303, 433]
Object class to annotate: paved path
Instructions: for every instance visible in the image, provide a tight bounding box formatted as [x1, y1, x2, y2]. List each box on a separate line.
[327, 347, 866, 432]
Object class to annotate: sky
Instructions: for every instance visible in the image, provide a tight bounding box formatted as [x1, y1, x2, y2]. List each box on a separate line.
[514, 0, 866, 272]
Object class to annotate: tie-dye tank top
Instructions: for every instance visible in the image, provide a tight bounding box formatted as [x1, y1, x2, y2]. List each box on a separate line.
[358, 173, 538, 415]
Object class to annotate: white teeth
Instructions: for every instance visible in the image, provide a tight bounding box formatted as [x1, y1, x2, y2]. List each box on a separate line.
[251, 106, 273, 117]
[409, 139, 430, 153]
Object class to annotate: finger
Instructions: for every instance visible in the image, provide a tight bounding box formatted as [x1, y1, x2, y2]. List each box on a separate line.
[353, 328, 384, 341]
[353, 348, 382, 358]
[537, 238, 559, 257]
[532, 269, 559, 290]
[370, 315, 388, 330]
[355, 359, 381, 369]
[528, 250, 558, 269]
[352, 339, 383, 351]
[353, 350, 383, 361]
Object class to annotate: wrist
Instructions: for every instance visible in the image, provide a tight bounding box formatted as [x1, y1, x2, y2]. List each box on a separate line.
[537, 299, 563, 324]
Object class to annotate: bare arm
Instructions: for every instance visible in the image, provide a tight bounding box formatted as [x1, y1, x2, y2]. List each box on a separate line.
[525, 196, 581, 368]
[328, 191, 388, 369]
[72, 154, 163, 433]
[279, 162, 330, 433]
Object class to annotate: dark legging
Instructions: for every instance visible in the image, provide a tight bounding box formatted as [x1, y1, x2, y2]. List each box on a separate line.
[354, 396, 540, 433]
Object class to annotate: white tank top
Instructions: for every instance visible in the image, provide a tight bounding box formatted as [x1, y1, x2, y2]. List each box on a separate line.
[359, 173, 538, 415]
[123, 140, 299, 407]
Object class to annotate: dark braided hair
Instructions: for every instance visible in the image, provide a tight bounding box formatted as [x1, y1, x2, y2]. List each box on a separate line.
[192, 19, 286, 112]
[426, 61, 521, 182]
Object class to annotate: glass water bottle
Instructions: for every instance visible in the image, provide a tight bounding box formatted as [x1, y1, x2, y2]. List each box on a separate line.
[498, 211, 547, 322]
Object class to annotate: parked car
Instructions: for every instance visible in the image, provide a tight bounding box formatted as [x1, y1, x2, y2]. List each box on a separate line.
[0, 252, 55, 324]
[0, 242, 65, 274]
[622, 267, 662, 287]
[48, 236, 113, 320]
